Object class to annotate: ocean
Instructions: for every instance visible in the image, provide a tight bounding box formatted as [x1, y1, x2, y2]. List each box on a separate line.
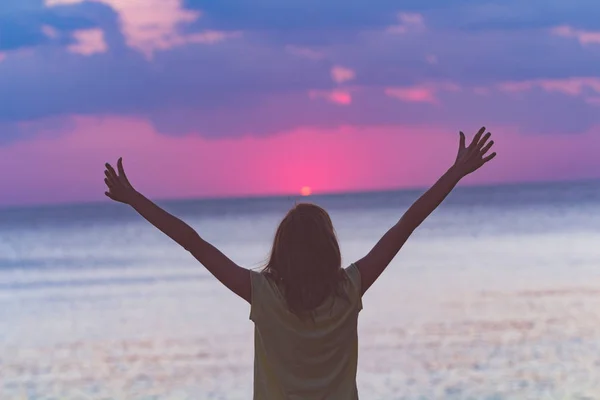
[2, 180, 600, 400]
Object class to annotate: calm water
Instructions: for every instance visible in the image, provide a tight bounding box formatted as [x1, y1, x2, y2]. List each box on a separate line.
[2, 181, 600, 400]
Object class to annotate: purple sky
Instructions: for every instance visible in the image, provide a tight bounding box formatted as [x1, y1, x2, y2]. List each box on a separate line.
[0, 0, 599, 206]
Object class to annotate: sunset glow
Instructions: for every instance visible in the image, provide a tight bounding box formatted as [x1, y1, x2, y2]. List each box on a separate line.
[0, 0, 599, 207]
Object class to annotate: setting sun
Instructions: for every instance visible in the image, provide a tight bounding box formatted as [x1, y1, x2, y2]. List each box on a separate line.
[300, 186, 312, 196]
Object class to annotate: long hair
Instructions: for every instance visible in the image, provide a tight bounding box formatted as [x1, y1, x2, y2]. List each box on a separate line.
[262, 203, 346, 317]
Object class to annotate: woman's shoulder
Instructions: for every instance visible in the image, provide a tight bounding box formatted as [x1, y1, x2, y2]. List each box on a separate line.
[340, 264, 363, 311]
[342, 264, 361, 291]
[250, 270, 285, 303]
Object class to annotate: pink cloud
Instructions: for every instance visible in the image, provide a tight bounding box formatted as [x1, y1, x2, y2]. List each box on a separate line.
[497, 81, 535, 93]
[41, 25, 59, 39]
[285, 45, 325, 60]
[551, 25, 600, 46]
[425, 54, 438, 65]
[472, 87, 491, 96]
[541, 78, 600, 95]
[1, 116, 599, 207]
[385, 82, 460, 104]
[95, 0, 199, 57]
[0, 53, 5, 63]
[586, 97, 600, 106]
[386, 12, 426, 34]
[185, 30, 242, 45]
[308, 89, 352, 105]
[498, 78, 600, 96]
[46, 0, 240, 59]
[68, 28, 108, 56]
[385, 86, 437, 103]
[330, 66, 356, 84]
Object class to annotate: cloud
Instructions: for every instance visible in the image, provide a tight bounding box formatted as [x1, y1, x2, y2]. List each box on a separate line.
[0, 1, 103, 52]
[386, 12, 425, 34]
[330, 66, 356, 84]
[67, 28, 107, 55]
[472, 86, 491, 96]
[498, 77, 600, 96]
[385, 86, 437, 104]
[184, 0, 404, 33]
[385, 82, 460, 104]
[1, 0, 600, 145]
[496, 81, 535, 93]
[41, 25, 60, 39]
[285, 45, 326, 60]
[539, 78, 600, 95]
[499, 77, 600, 107]
[551, 25, 600, 46]
[186, 30, 241, 44]
[308, 89, 352, 105]
[425, 54, 438, 64]
[44, 0, 240, 59]
[586, 97, 600, 106]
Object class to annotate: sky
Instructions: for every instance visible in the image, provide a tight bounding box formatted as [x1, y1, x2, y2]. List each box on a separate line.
[0, 0, 599, 206]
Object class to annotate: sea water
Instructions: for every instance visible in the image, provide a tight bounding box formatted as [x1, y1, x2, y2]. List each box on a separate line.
[2, 180, 600, 399]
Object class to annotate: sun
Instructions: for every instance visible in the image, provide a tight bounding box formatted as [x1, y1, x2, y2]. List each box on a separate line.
[300, 186, 312, 196]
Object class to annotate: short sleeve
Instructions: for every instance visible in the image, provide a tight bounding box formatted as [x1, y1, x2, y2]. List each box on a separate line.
[249, 270, 266, 322]
[250, 270, 283, 322]
[344, 263, 363, 312]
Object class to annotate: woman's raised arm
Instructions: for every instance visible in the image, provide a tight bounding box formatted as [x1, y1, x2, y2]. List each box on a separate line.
[355, 127, 496, 295]
[104, 158, 251, 302]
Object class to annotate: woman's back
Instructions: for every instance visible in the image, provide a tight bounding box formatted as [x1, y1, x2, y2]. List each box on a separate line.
[102, 127, 496, 400]
[250, 264, 363, 399]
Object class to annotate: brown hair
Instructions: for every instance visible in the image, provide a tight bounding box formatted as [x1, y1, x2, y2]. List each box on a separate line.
[262, 203, 347, 317]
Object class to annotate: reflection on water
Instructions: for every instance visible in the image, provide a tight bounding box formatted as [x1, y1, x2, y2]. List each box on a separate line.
[4, 285, 600, 399]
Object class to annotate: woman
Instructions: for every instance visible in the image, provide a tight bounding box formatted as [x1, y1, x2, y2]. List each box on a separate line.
[103, 127, 496, 399]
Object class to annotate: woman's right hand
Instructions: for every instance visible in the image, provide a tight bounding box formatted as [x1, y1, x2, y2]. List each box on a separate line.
[104, 157, 137, 204]
[452, 126, 496, 178]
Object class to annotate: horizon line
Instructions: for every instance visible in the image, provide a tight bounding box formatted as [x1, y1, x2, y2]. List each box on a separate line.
[0, 175, 598, 212]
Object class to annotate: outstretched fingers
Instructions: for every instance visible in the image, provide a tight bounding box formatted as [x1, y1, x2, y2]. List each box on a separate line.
[476, 132, 491, 151]
[468, 127, 486, 150]
[480, 139, 494, 156]
[104, 162, 121, 193]
[105, 163, 118, 181]
[459, 131, 466, 150]
[117, 157, 131, 185]
[104, 172, 114, 184]
[482, 152, 497, 164]
[104, 169, 116, 189]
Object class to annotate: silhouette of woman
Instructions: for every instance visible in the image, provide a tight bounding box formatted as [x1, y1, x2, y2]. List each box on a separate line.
[103, 127, 496, 399]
